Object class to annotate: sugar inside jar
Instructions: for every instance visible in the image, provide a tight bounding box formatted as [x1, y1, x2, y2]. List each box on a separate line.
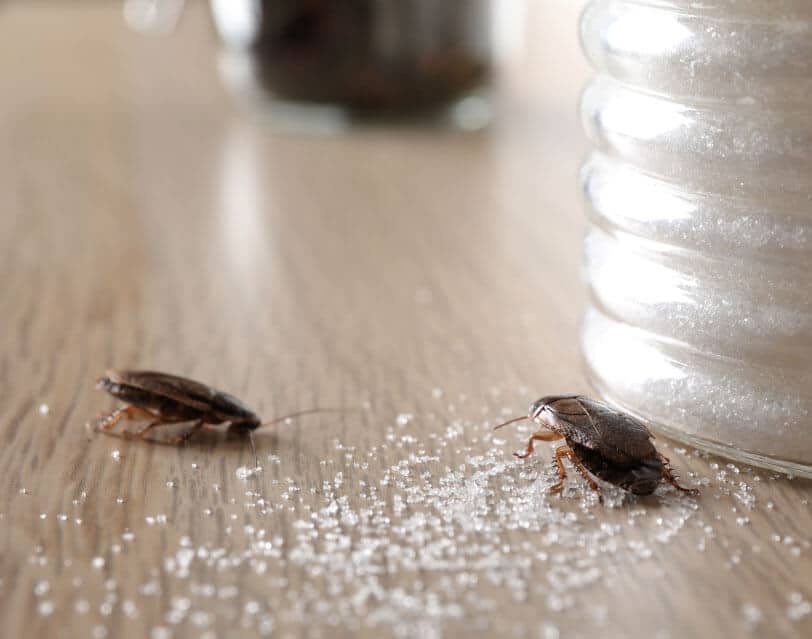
[579, 0, 812, 475]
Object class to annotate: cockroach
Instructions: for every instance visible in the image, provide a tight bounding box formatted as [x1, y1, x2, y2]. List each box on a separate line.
[494, 395, 698, 502]
[94, 369, 340, 463]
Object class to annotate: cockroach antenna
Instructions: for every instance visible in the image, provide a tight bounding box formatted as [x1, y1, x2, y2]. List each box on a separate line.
[257, 408, 348, 429]
[248, 430, 259, 471]
[493, 415, 529, 431]
[249, 408, 349, 471]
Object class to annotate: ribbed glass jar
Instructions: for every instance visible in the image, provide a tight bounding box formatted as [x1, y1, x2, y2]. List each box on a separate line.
[579, 0, 812, 475]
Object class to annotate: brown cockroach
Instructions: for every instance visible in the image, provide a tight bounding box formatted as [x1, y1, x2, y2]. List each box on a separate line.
[94, 369, 340, 462]
[495, 395, 698, 503]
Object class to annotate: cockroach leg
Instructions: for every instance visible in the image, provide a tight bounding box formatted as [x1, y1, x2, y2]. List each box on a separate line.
[657, 453, 698, 495]
[122, 416, 188, 440]
[96, 405, 156, 432]
[563, 447, 603, 503]
[549, 446, 603, 503]
[514, 430, 562, 459]
[662, 469, 698, 495]
[164, 420, 206, 446]
[549, 445, 571, 495]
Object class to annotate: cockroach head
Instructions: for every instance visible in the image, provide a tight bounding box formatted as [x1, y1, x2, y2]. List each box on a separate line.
[231, 416, 262, 431]
[212, 391, 261, 429]
[529, 397, 552, 420]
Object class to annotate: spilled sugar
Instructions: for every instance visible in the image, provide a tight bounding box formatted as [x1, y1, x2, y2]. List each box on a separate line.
[741, 603, 762, 632]
[236, 466, 263, 481]
[9, 396, 812, 636]
[787, 592, 812, 622]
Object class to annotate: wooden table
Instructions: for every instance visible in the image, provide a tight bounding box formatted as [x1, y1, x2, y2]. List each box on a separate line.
[1, 3, 810, 638]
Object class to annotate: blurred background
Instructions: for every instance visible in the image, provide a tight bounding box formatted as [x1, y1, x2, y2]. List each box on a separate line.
[0, 0, 592, 394]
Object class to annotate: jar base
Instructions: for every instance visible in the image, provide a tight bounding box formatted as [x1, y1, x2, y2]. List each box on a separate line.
[650, 421, 812, 480]
[591, 384, 812, 480]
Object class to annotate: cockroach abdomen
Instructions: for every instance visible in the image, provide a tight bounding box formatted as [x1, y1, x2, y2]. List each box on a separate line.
[622, 459, 663, 495]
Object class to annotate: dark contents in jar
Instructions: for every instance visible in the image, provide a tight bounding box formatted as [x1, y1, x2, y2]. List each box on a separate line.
[248, 0, 492, 113]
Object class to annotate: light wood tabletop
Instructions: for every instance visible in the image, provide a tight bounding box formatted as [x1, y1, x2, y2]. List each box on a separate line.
[1, 3, 810, 638]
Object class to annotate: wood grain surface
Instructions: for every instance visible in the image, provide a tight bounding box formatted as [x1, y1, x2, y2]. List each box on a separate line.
[1, 3, 810, 639]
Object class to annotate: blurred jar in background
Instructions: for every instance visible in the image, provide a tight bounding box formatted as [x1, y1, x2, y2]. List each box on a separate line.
[211, 0, 495, 131]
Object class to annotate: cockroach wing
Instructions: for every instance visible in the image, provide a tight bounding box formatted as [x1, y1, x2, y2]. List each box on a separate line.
[105, 370, 216, 412]
[546, 396, 658, 466]
[574, 397, 658, 464]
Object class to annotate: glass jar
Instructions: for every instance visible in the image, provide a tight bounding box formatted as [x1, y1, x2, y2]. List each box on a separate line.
[579, 0, 812, 475]
[211, 0, 494, 131]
